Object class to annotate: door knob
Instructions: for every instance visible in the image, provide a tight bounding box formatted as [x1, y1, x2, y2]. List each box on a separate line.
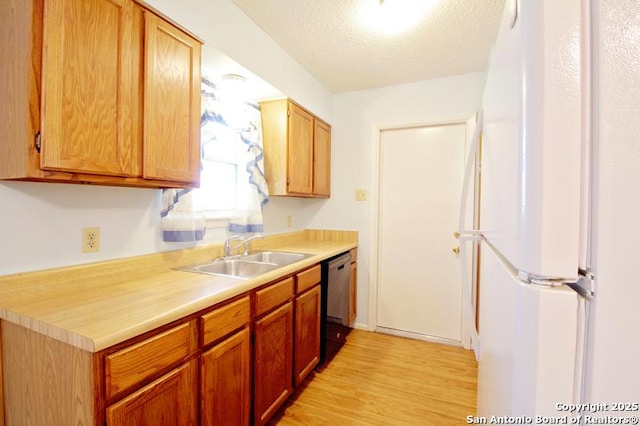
[453, 231, 460, 239]
[452, 246, 460, 255]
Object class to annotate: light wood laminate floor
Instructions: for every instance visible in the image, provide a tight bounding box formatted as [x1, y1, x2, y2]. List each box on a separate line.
[270, 329, 478, 425]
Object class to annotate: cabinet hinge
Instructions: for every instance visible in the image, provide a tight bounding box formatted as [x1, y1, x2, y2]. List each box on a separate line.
[34, 131, 41, 153]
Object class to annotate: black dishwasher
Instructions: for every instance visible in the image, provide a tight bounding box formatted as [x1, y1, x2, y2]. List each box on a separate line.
[319, 251, 352, 366]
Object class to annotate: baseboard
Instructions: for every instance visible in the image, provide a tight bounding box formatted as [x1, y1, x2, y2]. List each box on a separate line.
[374, 326, 463, 348]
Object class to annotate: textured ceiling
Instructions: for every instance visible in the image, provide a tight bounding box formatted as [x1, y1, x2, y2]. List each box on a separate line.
[230, 0, 506, 93]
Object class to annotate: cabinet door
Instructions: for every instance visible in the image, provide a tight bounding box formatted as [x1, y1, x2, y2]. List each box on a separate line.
[294, 285, 321, 385]
[41, 0, 139, 176]
[106, 360, 197, 426]
[349, 261, 358, 325]
[313, 119, 331, 196]
[201, 328, 251, 426]
[254, 301, 293, 426]
[143, 12, 201, 184]
[287, 103, 314, 194]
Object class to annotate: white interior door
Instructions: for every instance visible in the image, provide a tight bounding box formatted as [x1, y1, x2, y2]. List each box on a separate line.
[377, 123, 466, 343]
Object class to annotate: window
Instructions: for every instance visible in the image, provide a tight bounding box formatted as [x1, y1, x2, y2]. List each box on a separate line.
[194, 78, 269, 229]
[195, 158, 237, 214]
[193, 116, 240, 220]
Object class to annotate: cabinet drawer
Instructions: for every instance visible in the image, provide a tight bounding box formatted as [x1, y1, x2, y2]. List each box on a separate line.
[105, 320, 197, 398]
[255, 277, 294, 317]
[201, 296, 250, 347]
[296, 264, 321, 294]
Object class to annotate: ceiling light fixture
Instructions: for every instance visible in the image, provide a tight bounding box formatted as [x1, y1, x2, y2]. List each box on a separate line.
[360, 0, 435, 35]
[220, 73, 248, 87]
[219, 73, 249, 100]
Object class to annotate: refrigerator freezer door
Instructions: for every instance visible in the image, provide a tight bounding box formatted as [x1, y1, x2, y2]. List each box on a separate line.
[478, 241, 582, 416]
[586, 0, 640, 404]
[481, 0, 587, 280]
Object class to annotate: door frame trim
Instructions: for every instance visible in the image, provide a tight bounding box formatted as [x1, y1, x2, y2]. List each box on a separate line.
[367, 116, 477, 349]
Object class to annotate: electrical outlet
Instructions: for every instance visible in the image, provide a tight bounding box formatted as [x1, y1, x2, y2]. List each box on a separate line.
[82, 227, 100, 253]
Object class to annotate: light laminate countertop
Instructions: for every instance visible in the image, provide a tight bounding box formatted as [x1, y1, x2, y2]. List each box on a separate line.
[0, 230, 357, 352]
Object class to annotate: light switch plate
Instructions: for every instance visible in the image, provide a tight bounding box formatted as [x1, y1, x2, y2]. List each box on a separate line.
[355, 189, 367, 201]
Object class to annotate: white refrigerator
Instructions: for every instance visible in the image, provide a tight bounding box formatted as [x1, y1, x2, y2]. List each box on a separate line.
[460, 0, 640, 418]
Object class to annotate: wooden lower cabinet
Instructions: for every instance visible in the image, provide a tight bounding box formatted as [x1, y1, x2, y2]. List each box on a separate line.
[0, 325, 4, 426]
[294, 284, 321, 385]
[253, 301, 294, 426]
[0, 260, 354, 425]
[349, 261, 357, 325]
[106, 359, 197, 425]
[201, 327, 251, 426]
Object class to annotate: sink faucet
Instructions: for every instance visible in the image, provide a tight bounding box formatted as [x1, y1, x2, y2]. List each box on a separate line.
[223, 234, 264, 257]
[241, 234, 264, 255]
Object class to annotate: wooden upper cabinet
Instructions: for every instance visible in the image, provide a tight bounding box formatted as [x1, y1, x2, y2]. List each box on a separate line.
[260, 99, 331, 197]
[313, 119, 331, 196]
[287, 103, 314, 194]
[41, 0, 140, 177]
[143, 12, 201, 184]
[0, 0, 202, 188]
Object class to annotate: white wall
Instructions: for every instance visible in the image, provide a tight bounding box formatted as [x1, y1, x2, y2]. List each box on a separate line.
[0, 182, 163, 275]
[309, 72, 486, 328]
[0, 0, 330, 276]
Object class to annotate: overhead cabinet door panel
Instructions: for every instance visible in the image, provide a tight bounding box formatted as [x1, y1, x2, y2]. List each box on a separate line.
[143, 13, 201, 184]
[313, 119, 331, 196]
[259, 98, 331, 197]
[287, 103, 314, 194]
[41, 0, 138, 176]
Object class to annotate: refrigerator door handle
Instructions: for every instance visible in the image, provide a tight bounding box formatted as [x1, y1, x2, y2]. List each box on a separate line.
[457, 110, 483, 236]
[457, 111, 483, 358]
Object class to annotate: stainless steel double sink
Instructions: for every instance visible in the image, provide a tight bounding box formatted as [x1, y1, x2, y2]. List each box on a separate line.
[179, 251, 314, 280]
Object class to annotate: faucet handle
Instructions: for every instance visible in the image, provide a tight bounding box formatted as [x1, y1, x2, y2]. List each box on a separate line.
[223, 235, 244, 257]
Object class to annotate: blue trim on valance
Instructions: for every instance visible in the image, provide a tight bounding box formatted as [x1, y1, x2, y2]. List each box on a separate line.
[162, 229, 206, 242]
[228, 223, 264, 234]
